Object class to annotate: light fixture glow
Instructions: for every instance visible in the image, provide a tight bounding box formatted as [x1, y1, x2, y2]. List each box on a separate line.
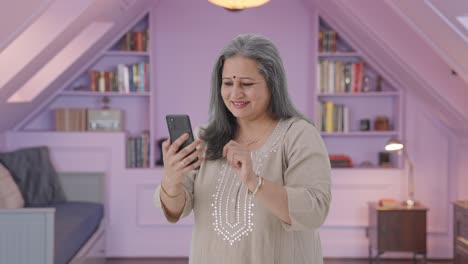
[384, 139, 404, 151]
[8, 22, 113, 103]
[208, 0, 270, 10]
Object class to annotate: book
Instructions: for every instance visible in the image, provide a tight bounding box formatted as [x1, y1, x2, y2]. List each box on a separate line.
[378, 198, 400, 208]
[329, 154, 353, 168]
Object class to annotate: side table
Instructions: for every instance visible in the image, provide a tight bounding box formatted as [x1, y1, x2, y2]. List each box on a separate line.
[367, 202, 428, 264]
[453, 201, 468, 264]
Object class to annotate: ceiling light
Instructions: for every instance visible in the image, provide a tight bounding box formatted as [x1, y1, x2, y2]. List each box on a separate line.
[208, 0, 270, 10]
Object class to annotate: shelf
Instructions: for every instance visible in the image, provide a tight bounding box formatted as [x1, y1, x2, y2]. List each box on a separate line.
[103, 51, 149, 56]
[318, 52, 360, 57]
[60, 91, 150, 97]
[331, 167, 399, 171]
[124, 166, 163, 172]
[320, 131, 398, 137]
[317, 92, 399, 98]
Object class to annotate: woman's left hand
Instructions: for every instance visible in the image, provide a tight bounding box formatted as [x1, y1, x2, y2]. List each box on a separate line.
[223, 140, 256, 186]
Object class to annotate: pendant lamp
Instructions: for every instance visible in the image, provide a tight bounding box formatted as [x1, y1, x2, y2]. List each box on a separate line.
[208, 0, 270, 10]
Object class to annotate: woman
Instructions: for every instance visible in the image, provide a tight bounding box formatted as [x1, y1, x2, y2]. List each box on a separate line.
[154, 34, 331, 263]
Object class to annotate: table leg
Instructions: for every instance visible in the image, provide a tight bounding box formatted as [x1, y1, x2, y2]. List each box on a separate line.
[376, 251, 383, 264]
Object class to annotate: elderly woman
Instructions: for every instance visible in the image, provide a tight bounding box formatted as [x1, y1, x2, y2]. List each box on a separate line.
[154, 34, 331, 264]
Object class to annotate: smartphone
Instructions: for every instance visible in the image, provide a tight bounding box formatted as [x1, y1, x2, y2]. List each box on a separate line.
[166, 115, 198, 166]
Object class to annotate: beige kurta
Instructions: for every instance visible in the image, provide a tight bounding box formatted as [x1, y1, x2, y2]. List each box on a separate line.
[154, 117, 332, 264]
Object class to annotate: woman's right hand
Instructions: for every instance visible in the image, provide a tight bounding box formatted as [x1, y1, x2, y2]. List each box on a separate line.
[161, 133, 204, 196]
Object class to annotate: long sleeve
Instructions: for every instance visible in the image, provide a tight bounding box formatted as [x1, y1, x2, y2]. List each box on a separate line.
[153, 126, 203, 223]
[153, 169, 197, 223]
[281, 121, 332, 231]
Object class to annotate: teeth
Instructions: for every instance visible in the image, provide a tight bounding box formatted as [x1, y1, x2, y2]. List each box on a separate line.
[233, 101, 248, 106]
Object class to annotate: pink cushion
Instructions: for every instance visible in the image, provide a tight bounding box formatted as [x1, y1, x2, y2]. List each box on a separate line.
[0, 163, 24, 209]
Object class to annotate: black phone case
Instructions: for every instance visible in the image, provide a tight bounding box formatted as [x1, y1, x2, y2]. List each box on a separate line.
[166, 115, 199, 167]
[166, 115, 195, 150]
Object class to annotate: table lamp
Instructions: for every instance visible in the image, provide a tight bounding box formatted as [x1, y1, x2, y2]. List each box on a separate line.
[385, 138, 415, 207]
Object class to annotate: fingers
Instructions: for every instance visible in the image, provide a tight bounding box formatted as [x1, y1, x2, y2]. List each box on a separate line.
[224, 140, 248, 169]
[162, 138, 171, 157]
[166, 137, 204, 170]
[168, 133, 190, 154]
[174, 139, 202, 161]
[223, 140, 240, 158]
[178, 143, 205, 170]
[182, 144, 205, 165]
[182, 156, 204, 173]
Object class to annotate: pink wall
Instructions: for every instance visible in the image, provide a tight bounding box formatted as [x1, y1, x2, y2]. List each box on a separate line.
[152, 0, 314, 137]
[3, 0, 467, 258]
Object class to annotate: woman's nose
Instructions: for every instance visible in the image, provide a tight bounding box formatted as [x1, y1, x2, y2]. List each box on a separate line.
[232, 83, 243, 97]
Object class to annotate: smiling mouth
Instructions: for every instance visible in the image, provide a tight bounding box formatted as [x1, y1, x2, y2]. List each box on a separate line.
[231, 101, 249, 108]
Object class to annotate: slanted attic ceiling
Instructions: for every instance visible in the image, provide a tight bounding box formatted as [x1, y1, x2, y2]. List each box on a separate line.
[0, 0, 153, 132]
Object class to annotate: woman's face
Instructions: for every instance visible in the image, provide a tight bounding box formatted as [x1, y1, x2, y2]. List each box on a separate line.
[221, 56, 271, 122]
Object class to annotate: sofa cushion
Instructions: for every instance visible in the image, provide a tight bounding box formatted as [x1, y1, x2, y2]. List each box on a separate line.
[52, 201, 104, 264]
[0, 163, 24, 208]
[0, 146, 67, 207]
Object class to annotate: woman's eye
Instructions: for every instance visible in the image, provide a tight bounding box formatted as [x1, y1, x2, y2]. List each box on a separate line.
[242, 83, 254, 87]
[223, 82, 233, 86]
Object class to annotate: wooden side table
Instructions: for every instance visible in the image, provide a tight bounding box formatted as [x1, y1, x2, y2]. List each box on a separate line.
[367, 202, 428, 264]
[453, 201, 468, 264]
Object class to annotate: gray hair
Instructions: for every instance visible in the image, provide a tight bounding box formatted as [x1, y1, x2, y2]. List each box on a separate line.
[200, 34, 307, 160]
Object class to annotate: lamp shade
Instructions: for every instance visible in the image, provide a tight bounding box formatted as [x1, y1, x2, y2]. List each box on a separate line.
[208, 0, 270, 10]
[385, 138, 404, 152]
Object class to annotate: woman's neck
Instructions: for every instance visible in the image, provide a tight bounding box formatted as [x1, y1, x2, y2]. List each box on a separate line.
[235, 114, 278, 147]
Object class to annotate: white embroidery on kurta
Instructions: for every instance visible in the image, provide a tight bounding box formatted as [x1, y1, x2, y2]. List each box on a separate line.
[211, 119, 291, 245]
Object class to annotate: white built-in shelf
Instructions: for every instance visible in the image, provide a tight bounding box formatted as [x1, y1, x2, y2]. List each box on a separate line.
[103, 51, 149, 56]
[60, 91, 150, 97]
[321, 131, 398, 137]
[318, 52, 361, 57]
[317, 92, 399, 98]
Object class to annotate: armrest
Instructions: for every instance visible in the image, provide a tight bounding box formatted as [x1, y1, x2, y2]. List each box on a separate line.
[0, 207, 55, 264]
[0, 207, 55, 214]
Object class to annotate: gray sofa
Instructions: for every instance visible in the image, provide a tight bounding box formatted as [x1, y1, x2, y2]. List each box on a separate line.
[0, 146, 105, 264]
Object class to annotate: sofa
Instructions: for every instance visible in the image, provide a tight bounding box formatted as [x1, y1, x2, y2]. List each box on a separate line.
[0, 146, 105, 264]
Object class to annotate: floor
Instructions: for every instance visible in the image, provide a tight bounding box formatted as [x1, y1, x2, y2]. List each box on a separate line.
[106, 258, 453, 264]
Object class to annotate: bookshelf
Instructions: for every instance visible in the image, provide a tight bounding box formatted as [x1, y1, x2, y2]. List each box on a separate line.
[315, 17, 402, 169]
[20, 12, 153, 169]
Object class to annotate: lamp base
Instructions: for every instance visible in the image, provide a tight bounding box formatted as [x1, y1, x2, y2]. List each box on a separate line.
[405, 199, 415, 208]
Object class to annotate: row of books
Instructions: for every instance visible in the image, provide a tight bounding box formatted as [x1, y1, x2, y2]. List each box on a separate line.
[318, 30, 337, 52]
[119, 31, 149, 52]
[127, 131, 150, 168]
[316, 101, 349, 133]
[317, 60, 365, 94]
[329, 154, 353, 168]
[54, 108, 87, 131]
[89, 62, 149, 93]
